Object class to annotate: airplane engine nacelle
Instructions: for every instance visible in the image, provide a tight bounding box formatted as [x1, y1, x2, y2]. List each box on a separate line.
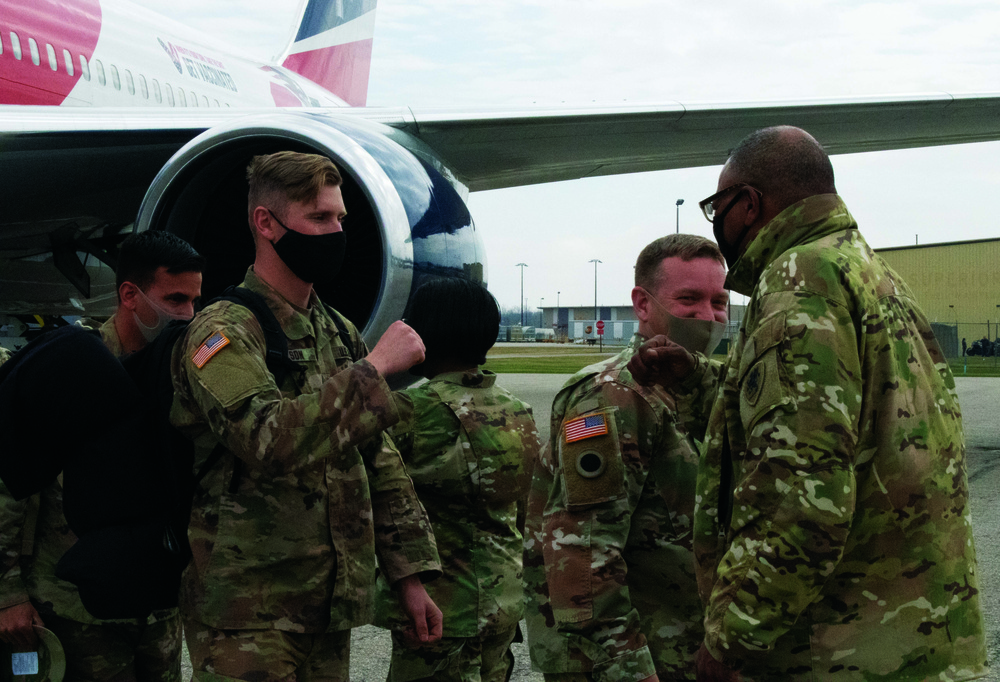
[136, 112, 485, 345]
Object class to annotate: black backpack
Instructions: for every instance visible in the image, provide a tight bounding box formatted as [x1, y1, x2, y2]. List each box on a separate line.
[0, 287, 356, 619]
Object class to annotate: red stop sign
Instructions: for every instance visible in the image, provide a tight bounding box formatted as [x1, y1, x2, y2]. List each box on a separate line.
[596, 321, 605, 330]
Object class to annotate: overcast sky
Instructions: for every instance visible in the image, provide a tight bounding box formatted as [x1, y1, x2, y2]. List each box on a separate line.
[134, 0, 1000, 311]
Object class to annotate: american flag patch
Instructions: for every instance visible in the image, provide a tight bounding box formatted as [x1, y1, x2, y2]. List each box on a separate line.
[564, 413, 608, 443]
[192, 331, 230, 368]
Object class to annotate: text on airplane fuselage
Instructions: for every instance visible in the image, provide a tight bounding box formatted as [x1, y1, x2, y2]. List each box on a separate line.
[158, 38, 239, 93]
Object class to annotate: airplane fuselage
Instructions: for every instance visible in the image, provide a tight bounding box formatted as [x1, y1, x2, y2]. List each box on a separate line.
[1, 0, 349, 108]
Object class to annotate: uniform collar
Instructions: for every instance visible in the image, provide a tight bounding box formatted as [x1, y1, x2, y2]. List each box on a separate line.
[725, 194, 857, 296]
[242, 267, 321, 341]
[99, 314, 125, 358]
[431, 368, 497, 389]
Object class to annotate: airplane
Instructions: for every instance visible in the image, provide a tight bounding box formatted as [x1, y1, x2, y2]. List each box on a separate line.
[3, 0, 1000, 349]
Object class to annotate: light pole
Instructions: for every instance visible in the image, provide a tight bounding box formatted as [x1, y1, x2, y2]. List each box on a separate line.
[516, 263, 528, 326]
[589, 259, 602, 348]
[539, 297, 544, 328]
[675, 199, 684, 233]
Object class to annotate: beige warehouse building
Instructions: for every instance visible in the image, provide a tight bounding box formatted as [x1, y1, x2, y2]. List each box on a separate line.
[876, 237, 1000, 357]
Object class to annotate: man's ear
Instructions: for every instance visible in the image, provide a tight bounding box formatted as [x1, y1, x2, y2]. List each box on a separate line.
[119, 282, 140, 311]
[743, 189, 761, 227]
[252, 206, 279, 242]
[631, 286, 651, 323]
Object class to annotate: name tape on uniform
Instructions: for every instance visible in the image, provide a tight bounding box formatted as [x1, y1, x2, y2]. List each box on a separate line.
[564, 413, 608, 443]
[192, 331, 230, 368]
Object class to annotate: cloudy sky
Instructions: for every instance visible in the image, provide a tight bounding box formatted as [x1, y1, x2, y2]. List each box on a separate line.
[134, 0, 1000, 311]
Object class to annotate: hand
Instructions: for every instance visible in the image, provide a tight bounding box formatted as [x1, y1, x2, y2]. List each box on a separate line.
[640, 675, 660, 682]
[695, 643, 742, 682]
[0, 602, 42, 650]
[394, 574, 443, 647]
[627, 335, 695, 388]
[367, 321, 426, 377]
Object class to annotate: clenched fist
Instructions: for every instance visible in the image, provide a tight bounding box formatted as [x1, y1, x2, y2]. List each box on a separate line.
[627, 334, 695, 388]
[367, 321, 426, 377]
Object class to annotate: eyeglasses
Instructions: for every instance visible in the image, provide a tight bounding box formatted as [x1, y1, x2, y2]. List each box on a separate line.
[698, 183, 761, 223]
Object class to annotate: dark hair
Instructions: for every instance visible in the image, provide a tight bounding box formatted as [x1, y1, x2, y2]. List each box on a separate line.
[634, 234, 724, 290]
[246, 151, 342, 219]
[404, 278, 500, 367]
[115, 230, 205, 294]
[726, 126, 836, 209]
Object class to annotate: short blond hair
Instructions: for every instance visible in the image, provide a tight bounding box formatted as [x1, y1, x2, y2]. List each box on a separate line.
[246, 151, 342, 220]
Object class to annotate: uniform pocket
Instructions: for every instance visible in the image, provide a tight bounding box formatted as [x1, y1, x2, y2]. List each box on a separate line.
[738, 315, 793, 432]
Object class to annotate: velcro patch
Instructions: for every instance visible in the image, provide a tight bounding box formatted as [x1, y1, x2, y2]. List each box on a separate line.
[192, 332, 230, 368]
[561, 409, 624, 509]
[565, 413, 609, 443]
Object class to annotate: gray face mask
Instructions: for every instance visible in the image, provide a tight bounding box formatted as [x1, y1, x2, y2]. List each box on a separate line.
[641, 289, 727, 356]
[132, 286, 187, 343]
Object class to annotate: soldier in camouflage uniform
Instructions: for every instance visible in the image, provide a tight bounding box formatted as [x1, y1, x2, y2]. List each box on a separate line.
[170, 151, 442, 681]
[524, 234, 730, 682]
[0, 230, 204, 681]
[374, 278, 541, 682]
[682, 126, 987, 680]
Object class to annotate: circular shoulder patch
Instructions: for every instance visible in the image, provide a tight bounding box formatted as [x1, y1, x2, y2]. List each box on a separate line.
[744, 362, 765, 407]
[576, 450, 606, 479]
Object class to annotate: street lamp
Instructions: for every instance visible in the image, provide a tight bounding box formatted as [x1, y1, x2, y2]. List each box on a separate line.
[675, 199, 684, 233]
[539, 297, 544, 328]
[589, 259, 602, 322]
[516, 263, 528, 326]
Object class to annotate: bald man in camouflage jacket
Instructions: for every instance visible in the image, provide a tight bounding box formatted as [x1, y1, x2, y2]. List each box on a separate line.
[666, 126, 987, 681]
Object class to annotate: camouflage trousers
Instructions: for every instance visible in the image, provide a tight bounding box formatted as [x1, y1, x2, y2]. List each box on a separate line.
[183, 618, 350, 682]
[387, 626, 517, 682]
[35, 604, 181, 682]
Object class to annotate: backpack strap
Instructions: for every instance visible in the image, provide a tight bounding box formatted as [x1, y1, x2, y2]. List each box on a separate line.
[323, 303, 359, 361]
[216, 286, 301, 387]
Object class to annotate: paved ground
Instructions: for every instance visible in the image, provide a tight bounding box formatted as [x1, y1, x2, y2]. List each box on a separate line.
[186, 375, 1000, 681]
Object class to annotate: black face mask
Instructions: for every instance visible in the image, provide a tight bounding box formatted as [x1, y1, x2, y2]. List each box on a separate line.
[269, 211, 346, 285]
[712, 189, 754, 268]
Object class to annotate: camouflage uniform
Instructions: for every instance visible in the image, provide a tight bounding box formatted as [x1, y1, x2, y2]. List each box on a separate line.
[170, 268, 441, 680]
[524, 335, 715, 682]
[693, 194, 988, 680]
[374, 368, 540, 682]
[0, 316, 182, 681]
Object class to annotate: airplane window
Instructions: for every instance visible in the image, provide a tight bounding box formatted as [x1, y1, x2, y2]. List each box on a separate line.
[165, 83, 174, 106]
[28, 38, 39, 66]
[190, 91, 199, 107]
[63, 49, 73, 76]
[110, 64, 120, 90]
[139, 74, 148, 99]
[152, 79, 161, 103]
[224, 103, 230, 107]
[10, 33, 21, 60]
[46, 43, 57, 71]
[79, 55, 90, 81]
[176, 88, 186, 107]
[201, 95, 209, 107]
[124, 69, 134, 95]
[213, 99, 220, 107]
[95, 60, 105, 85]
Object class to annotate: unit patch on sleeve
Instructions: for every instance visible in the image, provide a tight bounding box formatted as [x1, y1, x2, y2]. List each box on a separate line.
[192, 331, 230, 368]
[564, 412, 609, 443]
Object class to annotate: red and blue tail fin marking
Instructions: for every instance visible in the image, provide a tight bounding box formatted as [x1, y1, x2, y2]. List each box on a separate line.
[280, 0, 377, 107]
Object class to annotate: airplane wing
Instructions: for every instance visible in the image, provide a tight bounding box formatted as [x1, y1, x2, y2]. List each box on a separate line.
[3, 91, 1000, 324]
[399, 92, 1000, 191]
